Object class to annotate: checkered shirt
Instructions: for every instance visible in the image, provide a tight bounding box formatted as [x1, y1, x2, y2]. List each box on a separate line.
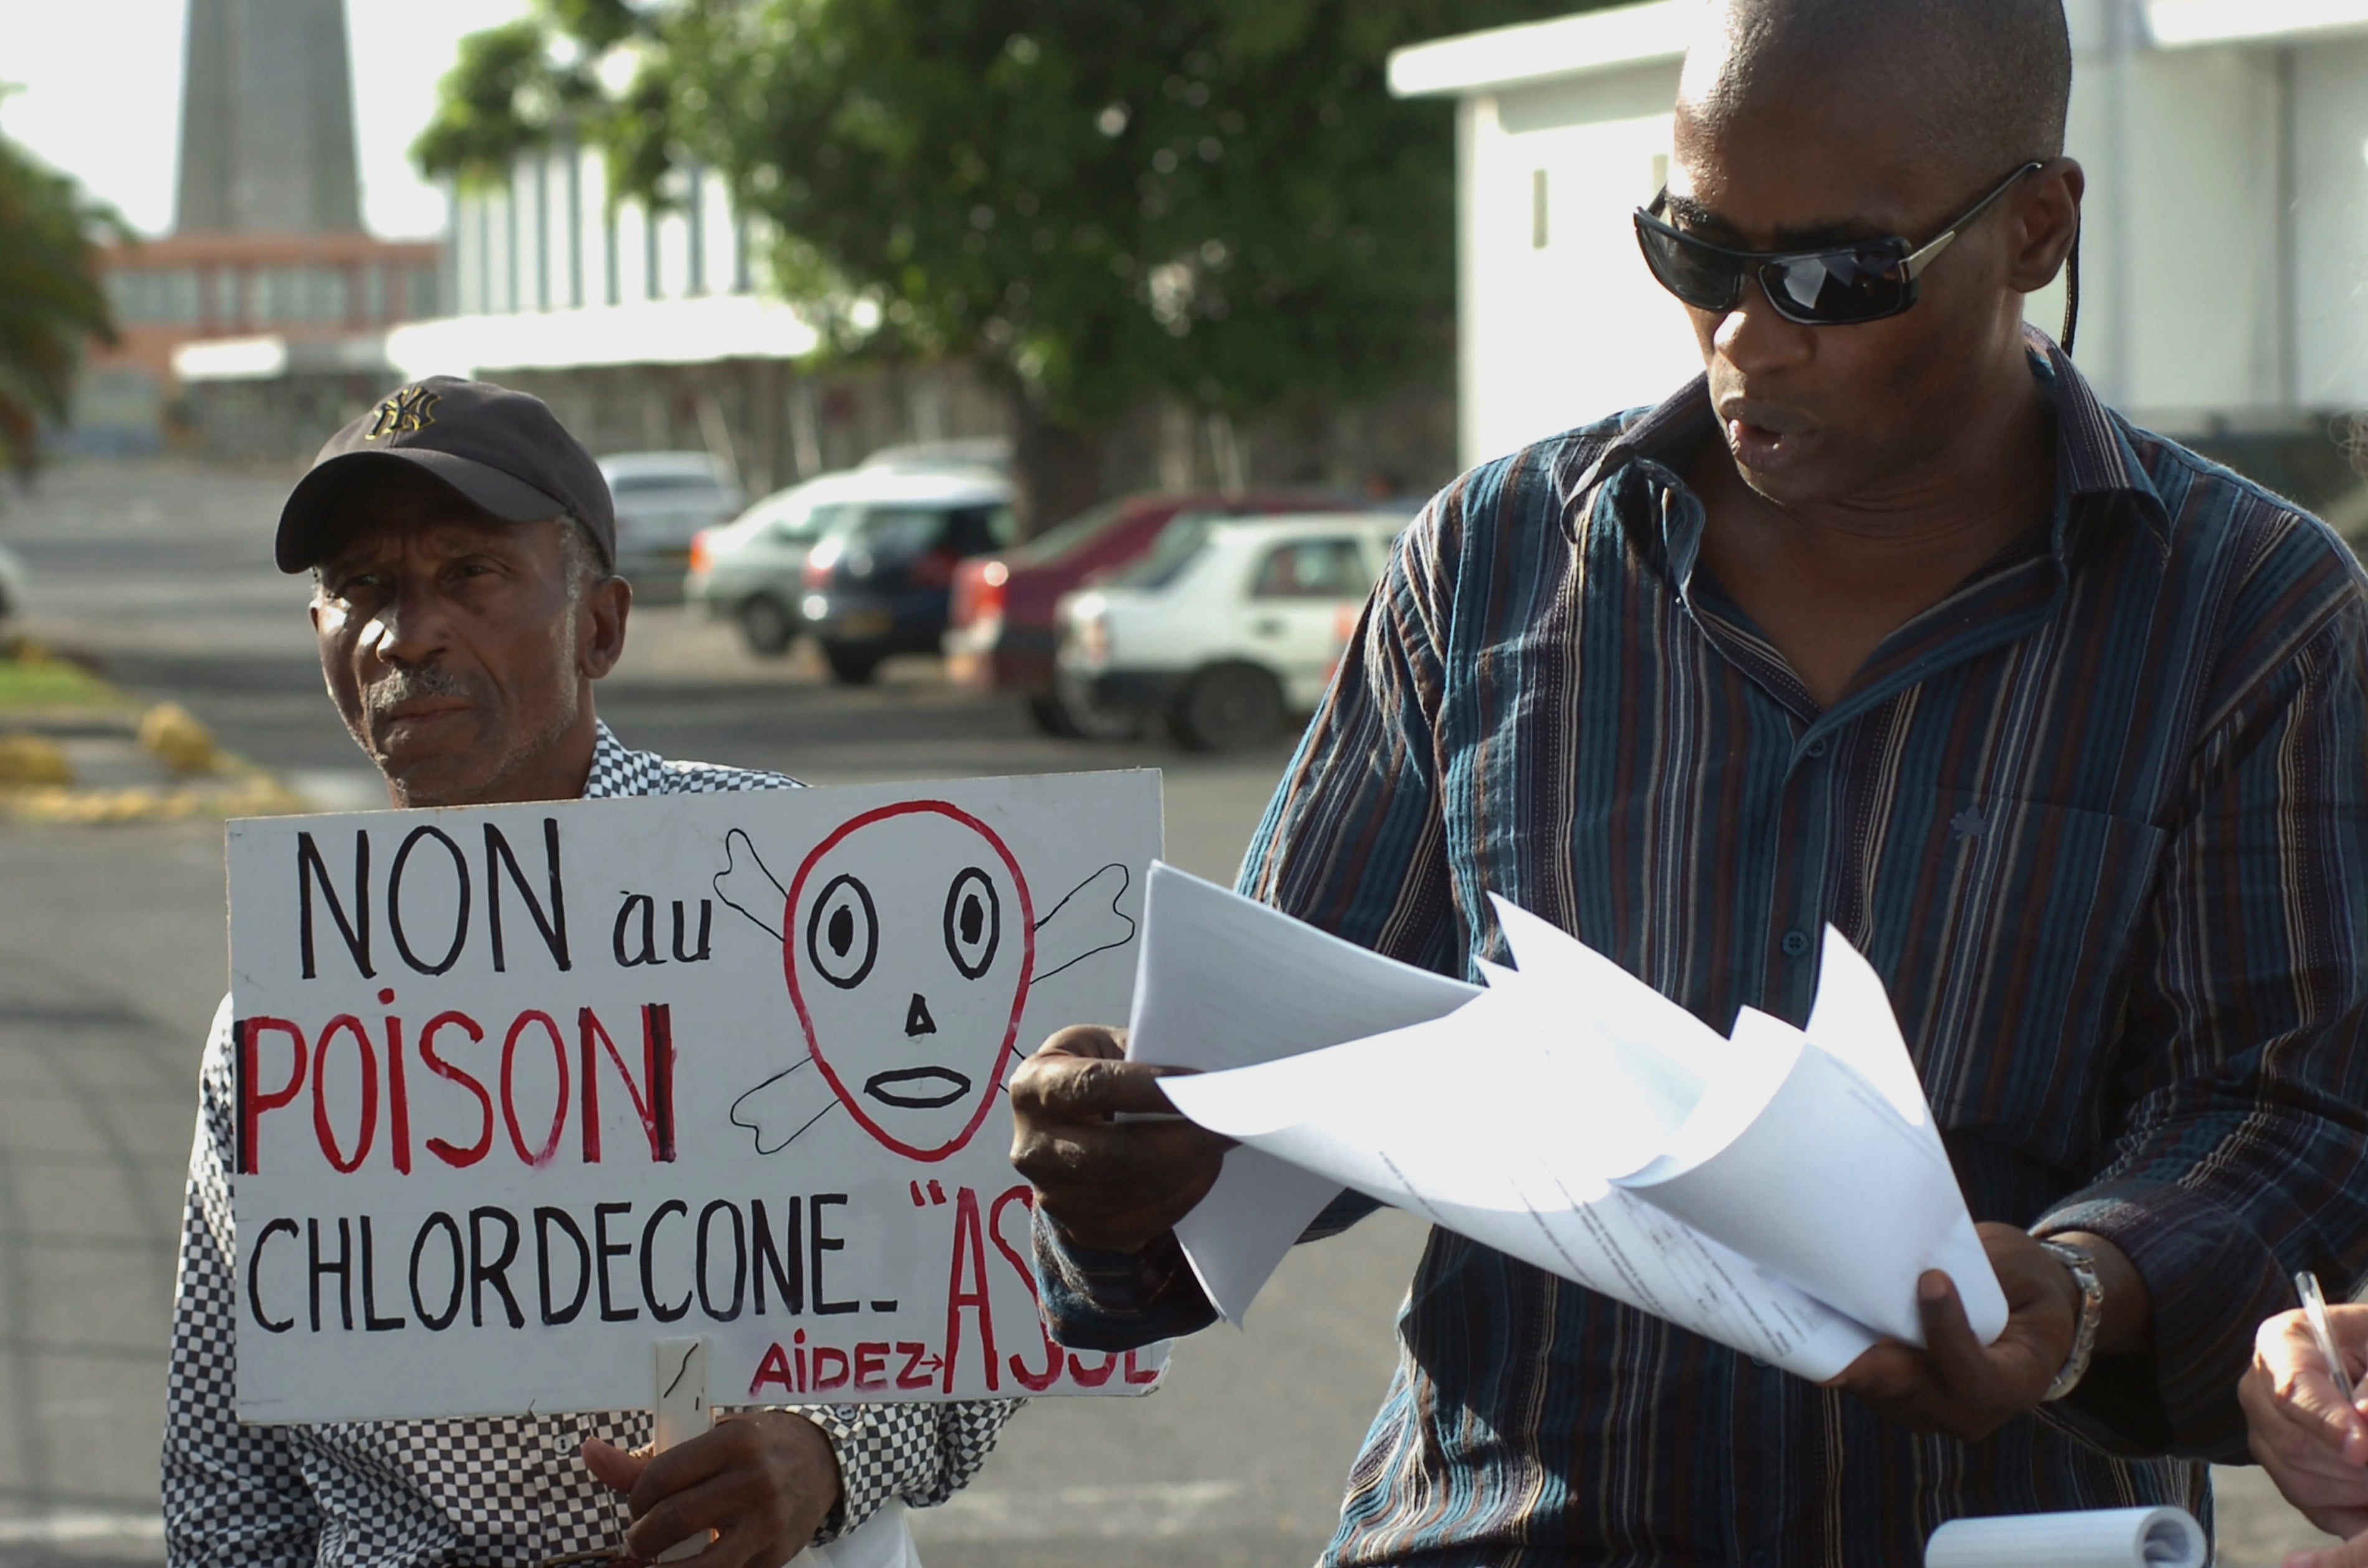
[163, 724, 1022, 1567]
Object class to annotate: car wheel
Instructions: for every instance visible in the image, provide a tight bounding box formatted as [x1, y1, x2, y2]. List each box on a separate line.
[737, 594, 796, 657]
[823, 642, 882, 685]
[1171, 663, 1286, 751]
[1060, 686, 1145, 742]
[1026, 691, 1080, 737]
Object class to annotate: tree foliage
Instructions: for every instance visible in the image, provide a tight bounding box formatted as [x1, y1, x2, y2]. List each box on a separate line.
[422, 1, 1594, 416]
[0, 107, 118, 479]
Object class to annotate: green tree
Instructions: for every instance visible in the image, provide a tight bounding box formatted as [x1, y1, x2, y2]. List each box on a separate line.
[0, 105, 117, 481]
[418, 0, 1596, 523]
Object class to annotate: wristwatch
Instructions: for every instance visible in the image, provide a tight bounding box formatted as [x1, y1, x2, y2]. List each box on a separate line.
[2036, 1237, 2105, 1402]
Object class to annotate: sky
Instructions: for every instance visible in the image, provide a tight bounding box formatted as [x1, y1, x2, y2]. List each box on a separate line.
[0, 0, 532, 239]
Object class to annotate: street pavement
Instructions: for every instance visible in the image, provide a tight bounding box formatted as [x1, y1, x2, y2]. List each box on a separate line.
[0, 461, 2337, 1567]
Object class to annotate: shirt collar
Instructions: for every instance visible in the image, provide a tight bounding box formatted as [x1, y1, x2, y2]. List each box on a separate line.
[1560, 327, 2174, 561]
[582, 721, 638, 800]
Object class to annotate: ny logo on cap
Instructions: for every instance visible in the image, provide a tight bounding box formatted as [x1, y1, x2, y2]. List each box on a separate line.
[363, 385, 440, 441]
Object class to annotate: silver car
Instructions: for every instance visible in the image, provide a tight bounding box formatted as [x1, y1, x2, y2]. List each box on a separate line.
[597, 452, 746, 591]
[684, 472, 872, 655]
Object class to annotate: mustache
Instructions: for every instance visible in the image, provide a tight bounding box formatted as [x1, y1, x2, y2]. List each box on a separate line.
[361, 664, 474, 718]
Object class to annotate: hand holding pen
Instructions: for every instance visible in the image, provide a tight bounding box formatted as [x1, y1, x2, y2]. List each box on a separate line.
[2238, 1271, 2368, 1559]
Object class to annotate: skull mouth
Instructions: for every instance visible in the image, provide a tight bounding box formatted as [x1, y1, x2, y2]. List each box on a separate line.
[864, 1066, 973, 1109]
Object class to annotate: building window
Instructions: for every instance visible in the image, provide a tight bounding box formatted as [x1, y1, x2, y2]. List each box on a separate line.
[362, 264, 389, 324]
[105, 267, 203, 325]
[409, 264, 440, 319]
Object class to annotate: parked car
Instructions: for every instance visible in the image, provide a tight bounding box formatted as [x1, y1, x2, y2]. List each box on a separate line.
[1054, 513, 1408, 750]
[857, 437, 1013, 477]
[596, 452, 745, 589]
[799, 470, 1018, 684]
[0, 542, 25, 620]
[685, 472, 869, 656]
[945, 490, 1356, 737]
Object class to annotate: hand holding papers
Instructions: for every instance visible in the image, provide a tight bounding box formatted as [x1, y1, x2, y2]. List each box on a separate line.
[1121, 863, 1479, 1321]
[1145, 873, 2008, 1380]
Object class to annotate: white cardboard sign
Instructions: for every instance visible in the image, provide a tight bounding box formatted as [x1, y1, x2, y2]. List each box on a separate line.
[226, 771, 1166, 1423]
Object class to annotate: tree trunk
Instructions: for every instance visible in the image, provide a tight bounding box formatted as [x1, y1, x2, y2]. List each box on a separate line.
[1012, 389, 1105, 539]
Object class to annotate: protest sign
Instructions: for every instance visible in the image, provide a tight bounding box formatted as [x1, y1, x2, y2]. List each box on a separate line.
[227, 770, 1164, 1423]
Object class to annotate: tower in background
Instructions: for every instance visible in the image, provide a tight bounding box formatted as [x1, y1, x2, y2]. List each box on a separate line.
[71, 0, 442, 455]
[174, 0, 363, 235]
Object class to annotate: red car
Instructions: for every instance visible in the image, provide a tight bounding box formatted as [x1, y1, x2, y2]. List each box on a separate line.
[946, 490, 1348, 735]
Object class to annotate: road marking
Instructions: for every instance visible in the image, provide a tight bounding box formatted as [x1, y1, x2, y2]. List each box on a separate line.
[0, 1510, 165, 1544]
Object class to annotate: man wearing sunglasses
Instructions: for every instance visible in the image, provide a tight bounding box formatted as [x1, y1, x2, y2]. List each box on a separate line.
[1010, 0, 2368, 1562]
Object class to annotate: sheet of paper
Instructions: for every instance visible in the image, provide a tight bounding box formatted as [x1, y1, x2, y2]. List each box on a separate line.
[1620, 1008, 2008, 1345]
[1122, 863, 1478, 1321]
[1159, 992, 1874, 1379]
[1922, 1507, 2205, 1568]
[1154, 891, 2006, 1367]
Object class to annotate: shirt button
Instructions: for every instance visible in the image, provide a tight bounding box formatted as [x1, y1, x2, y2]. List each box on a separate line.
[1782, 929, 1811, 957]
[1750, 1356, 1769, 1369]
[1804, 738, 1829, 758]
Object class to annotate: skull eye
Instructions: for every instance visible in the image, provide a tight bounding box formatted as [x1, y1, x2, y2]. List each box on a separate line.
[804, 873, 878, 990]
[942, 867, 1001, 980]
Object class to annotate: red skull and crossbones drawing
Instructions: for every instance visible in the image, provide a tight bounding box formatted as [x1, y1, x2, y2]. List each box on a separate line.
[715, 803, 1134, 1162]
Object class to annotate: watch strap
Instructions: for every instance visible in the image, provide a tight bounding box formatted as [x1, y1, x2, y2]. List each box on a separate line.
[2036, 1237, 2105, 1402]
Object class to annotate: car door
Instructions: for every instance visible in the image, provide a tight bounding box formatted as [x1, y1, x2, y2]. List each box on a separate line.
[1238, 535, 1379, 707]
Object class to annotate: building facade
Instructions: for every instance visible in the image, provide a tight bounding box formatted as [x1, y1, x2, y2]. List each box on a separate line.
[77, 0, 447, 454]
[391, 146, 1454, 511]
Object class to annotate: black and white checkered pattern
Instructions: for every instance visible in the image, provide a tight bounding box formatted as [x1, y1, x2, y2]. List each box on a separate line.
[163, 725, 1023, 1567]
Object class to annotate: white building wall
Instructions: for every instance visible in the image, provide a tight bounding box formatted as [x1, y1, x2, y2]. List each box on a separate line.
[1461, 63, 1692, 463]
[452, 152, 776, 318]
[394, 149, 818, 383]
[2293, 37, 2368, 409]
[2084, 42, 2286, 421]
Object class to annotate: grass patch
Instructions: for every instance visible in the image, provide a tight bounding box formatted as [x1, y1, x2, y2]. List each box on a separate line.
[0, 655, 124, 711]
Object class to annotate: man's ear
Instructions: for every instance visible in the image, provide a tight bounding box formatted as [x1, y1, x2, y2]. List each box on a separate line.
[2008, 157, 2084, 296]
[580, 575, 631, 680]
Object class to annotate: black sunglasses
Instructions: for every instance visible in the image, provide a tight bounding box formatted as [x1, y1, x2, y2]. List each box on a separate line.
[1633, 162, 2045, 327]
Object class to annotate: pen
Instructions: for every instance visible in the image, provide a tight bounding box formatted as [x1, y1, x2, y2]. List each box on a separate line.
[2297, 1270, 2356, 1405]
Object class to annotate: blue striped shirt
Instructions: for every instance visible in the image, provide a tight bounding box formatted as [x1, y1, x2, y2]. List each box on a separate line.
[1035, 338, 2368, 1566]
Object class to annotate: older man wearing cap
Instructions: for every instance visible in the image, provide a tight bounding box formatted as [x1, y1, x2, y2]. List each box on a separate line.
[161, 378, 1018, 1568]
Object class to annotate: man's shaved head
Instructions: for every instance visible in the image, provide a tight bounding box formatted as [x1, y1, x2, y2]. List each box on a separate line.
[1681, 0, 2072, 183]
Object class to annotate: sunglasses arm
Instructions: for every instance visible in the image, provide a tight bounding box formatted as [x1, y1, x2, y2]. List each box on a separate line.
[1901, 160, 2045, 282]
[1901, 229, 1958, 282]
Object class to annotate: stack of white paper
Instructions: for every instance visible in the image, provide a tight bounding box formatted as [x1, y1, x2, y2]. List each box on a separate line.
[1923, 1507, 2206, 1568]
[1131, 865, 2008, 1381]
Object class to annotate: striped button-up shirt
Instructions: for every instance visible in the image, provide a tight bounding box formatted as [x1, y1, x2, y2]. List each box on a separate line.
[1036, 338, 2368, 1566]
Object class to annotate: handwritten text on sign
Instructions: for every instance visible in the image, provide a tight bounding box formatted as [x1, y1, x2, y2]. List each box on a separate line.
[227, 771, 1165, 1423]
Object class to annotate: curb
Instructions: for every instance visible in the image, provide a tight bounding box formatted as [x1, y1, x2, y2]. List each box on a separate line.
[0, 642, 315, 825]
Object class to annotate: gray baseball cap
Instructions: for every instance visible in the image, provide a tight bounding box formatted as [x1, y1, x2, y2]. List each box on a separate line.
[274, 376, 616, 573]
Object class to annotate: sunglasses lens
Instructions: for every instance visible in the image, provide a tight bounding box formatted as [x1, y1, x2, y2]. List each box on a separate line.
[1636, 220, 1744, 313]
[1761, 247, 1910, 323]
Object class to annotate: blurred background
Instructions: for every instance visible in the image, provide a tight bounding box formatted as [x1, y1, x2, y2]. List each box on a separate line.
[0, 1, 2364, 1564]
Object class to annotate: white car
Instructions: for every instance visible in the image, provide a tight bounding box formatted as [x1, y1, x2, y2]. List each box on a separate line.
[1055, 513, 1406, 749]
[596, 452, 747, 586]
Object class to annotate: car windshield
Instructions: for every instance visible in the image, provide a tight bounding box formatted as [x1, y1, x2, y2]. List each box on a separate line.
[772, 500, 847, 541]
[610, 472, 723, 497]
[1010, 498, 1131, 567]
[1108, 518, 1214, 590]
